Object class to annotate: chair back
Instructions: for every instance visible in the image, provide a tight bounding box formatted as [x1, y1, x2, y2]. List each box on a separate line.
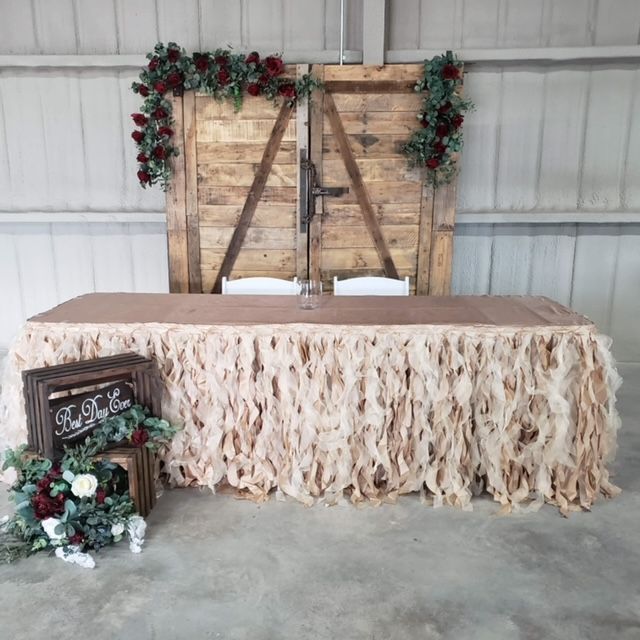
[221, 276, 300, 295]
[333, 276, 410, 296]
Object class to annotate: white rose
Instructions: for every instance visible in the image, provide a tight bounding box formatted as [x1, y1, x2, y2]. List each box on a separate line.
[111, 522, 125, 537]
[55, 546, 95, 569]
[41, 517, 64, 541]
[71, 474, 98, 498]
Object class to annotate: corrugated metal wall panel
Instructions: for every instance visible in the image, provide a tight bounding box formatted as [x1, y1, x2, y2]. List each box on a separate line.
[387, 0, 640, 51]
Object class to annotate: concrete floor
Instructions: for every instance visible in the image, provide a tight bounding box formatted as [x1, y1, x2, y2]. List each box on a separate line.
[0, 369, 639, 640]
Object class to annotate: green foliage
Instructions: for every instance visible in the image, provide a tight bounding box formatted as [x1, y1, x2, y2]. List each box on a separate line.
[131, 42, 321, 190]
[1, 406, 177, 562]
[402, 51, 475, 186]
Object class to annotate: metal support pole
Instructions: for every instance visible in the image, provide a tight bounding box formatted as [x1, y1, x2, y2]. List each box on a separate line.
[339, 0, 345, 64]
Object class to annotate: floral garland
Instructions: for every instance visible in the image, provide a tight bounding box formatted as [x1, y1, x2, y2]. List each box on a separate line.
[131, 42, 320, 190]
[0, 405, 176, 568]
[402, 51, 474, 185]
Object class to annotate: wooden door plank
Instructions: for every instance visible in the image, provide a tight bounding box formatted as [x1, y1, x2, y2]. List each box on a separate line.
[165, 95, 189, 293]
[416, 182, 434, 295]
[429, 181, 457, 295]
[309, 65, 325, 283]
[211, 102, 295, 293]
[183, 90, 202, 293]
[324, 80, 416, 94]
[296, 64, 310, 280]
[323, 92, 399, 279]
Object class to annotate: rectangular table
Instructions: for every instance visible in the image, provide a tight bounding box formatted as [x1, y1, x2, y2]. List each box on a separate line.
[0, 293, 621, 513]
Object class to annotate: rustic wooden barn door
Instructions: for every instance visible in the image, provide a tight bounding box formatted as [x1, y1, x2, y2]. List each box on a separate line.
[304, 64, 458, 295]
[166, 64, 459, 295]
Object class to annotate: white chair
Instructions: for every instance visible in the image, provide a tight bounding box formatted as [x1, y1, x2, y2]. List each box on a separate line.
[221, 276, 299, 295]
[333, 276, 410, 296]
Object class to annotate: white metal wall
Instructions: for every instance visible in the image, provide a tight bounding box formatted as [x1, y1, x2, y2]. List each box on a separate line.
[1, 0, 639, 362]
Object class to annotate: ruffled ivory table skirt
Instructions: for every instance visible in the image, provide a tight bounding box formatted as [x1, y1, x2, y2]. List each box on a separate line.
[0, 293, 621, 513]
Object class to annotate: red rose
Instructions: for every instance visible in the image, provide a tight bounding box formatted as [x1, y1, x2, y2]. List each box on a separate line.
[167, 48, 180, 63]
[131, 130, 144, 143]
[153, 145, 167, 160]
[265, 56, 285, 77]
[247, 83, 260, 96]
[137, 152, 149, 163]
[148, 57, 159, 71]
[154, 81, 168, 94]
[452, 114, 464, 129]
[131, 113, 148, 126]
[36, 477, 51, 493]
[217, 69, 231, 85]
[32, 493, 65, 520]
[131, 428, 149, 447]
[95, 488, 106, 504]
[69, 532, 85, 545]
[195, 55, 209, 72]
[438, 101, 452, 115]
[246, 51, 260, 64]
[138, 84, 150, 97]
[433, 141, 446, 155]
[278, 83, 296, 99]
[442, 64, 460, 80]
[158, 126, 174, 137]
[153, 107, 168, 119]
[426, 158, 440, 169]
[166, 72, 183, 88]
[137, 170, 151, 184]
[258, 74, 270, 87]
[214, 55, 228, 65]
[436, 122, 449, 138]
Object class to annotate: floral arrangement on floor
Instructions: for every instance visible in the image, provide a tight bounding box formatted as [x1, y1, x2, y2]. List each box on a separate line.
[402, 51, 474, 185]
[131, 41, 320, 190]
[0, 406, 176, 568]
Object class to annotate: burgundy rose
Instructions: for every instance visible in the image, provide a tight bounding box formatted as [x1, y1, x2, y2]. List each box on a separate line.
[433, 141, 446, 155]
[95, 488, 106, 504]
[36, 476, 52, 493]
[258, 74, 270, 87]
[195, 55, 209, 73]
[131, 428, 149, 447]
[246, 51, 260, 64]
[153, 107, 169, 119]
[137, 152, 149, 163]
[138, 84, 150, 97]
[421, 116, 429, 128]
[153, 145, 167, 160]
[148, 57, 159, 71]
[247, 83, 260, 97]
[265, 56, 285, 77]
[32, 493, 65, 520]
[69, 532, 85, 545]
[131, 113, 148, 127]
[154, 80, 168, 94]
[438, 101, 452, 115]
[278, 83, 296, 99]
[452, 114, 464, 129]
[137, 170, 151, 184]
[436, 122, 449, 138]
[158, 126, 174, 138]
[167, 48, 181, 64]
[442, 64, 460, 80]
[131, 130, 144, 143]
[217, 69, 231, 85]
[214, 55, 229, 65]
[426, 158, 440, 170]
[166, 72, 183, 88]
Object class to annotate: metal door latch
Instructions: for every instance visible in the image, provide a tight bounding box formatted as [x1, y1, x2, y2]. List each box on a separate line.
[299, 151, 349, 232]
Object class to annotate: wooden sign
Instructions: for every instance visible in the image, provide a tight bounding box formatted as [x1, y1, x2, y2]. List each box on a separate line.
[49, 381, 135, 449]
[22, 353, 162, 460]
